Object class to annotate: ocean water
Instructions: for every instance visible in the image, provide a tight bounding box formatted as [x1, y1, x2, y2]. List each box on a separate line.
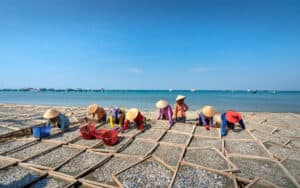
[0, 90, 300, 113]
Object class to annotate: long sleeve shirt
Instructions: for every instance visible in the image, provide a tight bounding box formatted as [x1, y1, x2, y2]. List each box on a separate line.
[157, 105, 174, 125]
[173, 103, 189, 118]
[48, 113, 70, 131]
[199, 112, 213, 126]
[123, 112, 144, 130]
[221, 112, 246, 136]
[94, 107, 106, 121]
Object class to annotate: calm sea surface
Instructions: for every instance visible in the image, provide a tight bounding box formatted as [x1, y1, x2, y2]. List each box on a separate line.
[0, 90, 300, 112]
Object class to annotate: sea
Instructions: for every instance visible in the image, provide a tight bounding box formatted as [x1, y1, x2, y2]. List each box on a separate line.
[0, 90, 300, 113]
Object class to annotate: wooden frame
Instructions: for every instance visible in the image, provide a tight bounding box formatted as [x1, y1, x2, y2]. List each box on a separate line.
[223, 138, 273, 158]
[135, 128, 167, 142]
[112, 155, 175, 188]
[152, 142, 186, 169]
[3, 140, 63, 162]
[169, 122, 196, 134]
[278, 157, 300, 186]
[79, 153, 143, 188]
[68, 137, 103, 149]
[168, 161, 238, 188]
[0, 162, 48, 187]
[0, 155, 18, 170]
[262, 140, 300, 160]
[159, 130, 193, 146]
[0, 118, 86, 142]
[245, 177, 282, 188]
[193, 126, 221, 138]
[0, 138, 38, 155]
[90, 136, 134, 153]
[149, 120, 171, 130]
[183, 146, 239, 172]
[120, 138, 159, 158]
[54, 150, 113, 179]
[22, 145, 85, 171]
[227, 153, 300, 187]
[79, 180, 117, 188]
[188, 135, 224, 152]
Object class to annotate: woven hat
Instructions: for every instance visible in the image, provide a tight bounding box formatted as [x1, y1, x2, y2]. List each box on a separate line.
[202, 106, 216, 118]
[43, 109, 60, 119]
[156, 100, 169, 109]
[176, 95, 186, 101]
[225, 110, 242, 123]
[87, 104, 99, 114]
[126, 108, 139, 121]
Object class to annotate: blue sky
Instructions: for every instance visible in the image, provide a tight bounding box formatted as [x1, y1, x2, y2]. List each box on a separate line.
[0, 0, 299, 90]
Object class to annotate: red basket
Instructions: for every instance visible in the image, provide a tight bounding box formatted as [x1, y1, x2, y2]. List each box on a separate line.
[94, 129, 118, 146]
[101, 130, 119, 146]
[80, 123, 96, 139]
[80, 125, 119, 146]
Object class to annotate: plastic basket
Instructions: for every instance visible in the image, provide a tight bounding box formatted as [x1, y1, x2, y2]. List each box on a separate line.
[32, 125, 51, 138]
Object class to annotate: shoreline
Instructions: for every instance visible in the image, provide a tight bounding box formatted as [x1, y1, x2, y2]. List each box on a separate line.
[1, 103, 300, 116]
[0, 103, 300, 119]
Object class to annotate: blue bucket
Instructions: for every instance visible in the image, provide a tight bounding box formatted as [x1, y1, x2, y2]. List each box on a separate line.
[32, 125, 51, 138]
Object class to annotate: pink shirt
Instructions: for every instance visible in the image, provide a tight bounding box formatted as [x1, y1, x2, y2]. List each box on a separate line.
[157, 105, 174, 125]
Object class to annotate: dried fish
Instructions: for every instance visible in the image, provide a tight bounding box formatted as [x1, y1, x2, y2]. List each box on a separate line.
[117, 158, 173, 188]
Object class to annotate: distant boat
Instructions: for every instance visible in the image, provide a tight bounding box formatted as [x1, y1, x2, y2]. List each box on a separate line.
[169, 88, 173, 92]
[190, 89, 196, 92]
[31, 88, 40, 92]
[19, 88, 40, 92]
[95, 88, 105, 92]
[247, 89, 258, 94]
[67, 88, 75, 92]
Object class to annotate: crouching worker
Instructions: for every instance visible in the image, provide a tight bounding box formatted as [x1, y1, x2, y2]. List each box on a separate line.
[122, 108, 145, 132]
[199, 106, 216, 130]
[44, 109, 70, 132]
[87, 104, 107, 123]
[156, 100, 174, 126]
[109, 107, 126, 128]
[218, 110, 246, 137]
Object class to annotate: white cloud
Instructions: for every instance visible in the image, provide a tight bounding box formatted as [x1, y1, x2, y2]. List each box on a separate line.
[128, 68, 143, 73]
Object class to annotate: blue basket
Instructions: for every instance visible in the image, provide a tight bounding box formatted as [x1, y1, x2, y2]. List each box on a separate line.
[32, 125, 51, 138]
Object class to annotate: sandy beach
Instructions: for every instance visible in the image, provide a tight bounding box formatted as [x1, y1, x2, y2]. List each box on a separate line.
[0, 103, 299, 187]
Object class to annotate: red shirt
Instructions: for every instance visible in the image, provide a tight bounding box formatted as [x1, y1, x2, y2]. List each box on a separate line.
[123, 112, 144, 130]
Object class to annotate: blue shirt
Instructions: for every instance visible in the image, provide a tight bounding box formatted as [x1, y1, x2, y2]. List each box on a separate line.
[199, 112, 213, 126]
[221, 112, 245, 136]
[48, 113, 70, 131]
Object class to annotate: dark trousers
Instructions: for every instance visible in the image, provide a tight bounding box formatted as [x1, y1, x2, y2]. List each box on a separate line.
[176, 117, 186, 123]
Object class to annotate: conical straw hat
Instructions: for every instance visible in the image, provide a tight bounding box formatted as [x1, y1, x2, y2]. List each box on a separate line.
[202, 105, 216, 117]
[126, 108, 139, 121]
[176, 95, 186, 101]
[43, 109, 60, 119]
[156, 100, 169, 109]
[225, 110, 242, 123]
[87, 104, 98, 114]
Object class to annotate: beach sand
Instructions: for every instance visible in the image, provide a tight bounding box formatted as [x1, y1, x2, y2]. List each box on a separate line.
[0, 103, 299, 187]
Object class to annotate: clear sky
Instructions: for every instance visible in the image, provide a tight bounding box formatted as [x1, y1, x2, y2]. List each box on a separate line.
[0, 0, 299, 90]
